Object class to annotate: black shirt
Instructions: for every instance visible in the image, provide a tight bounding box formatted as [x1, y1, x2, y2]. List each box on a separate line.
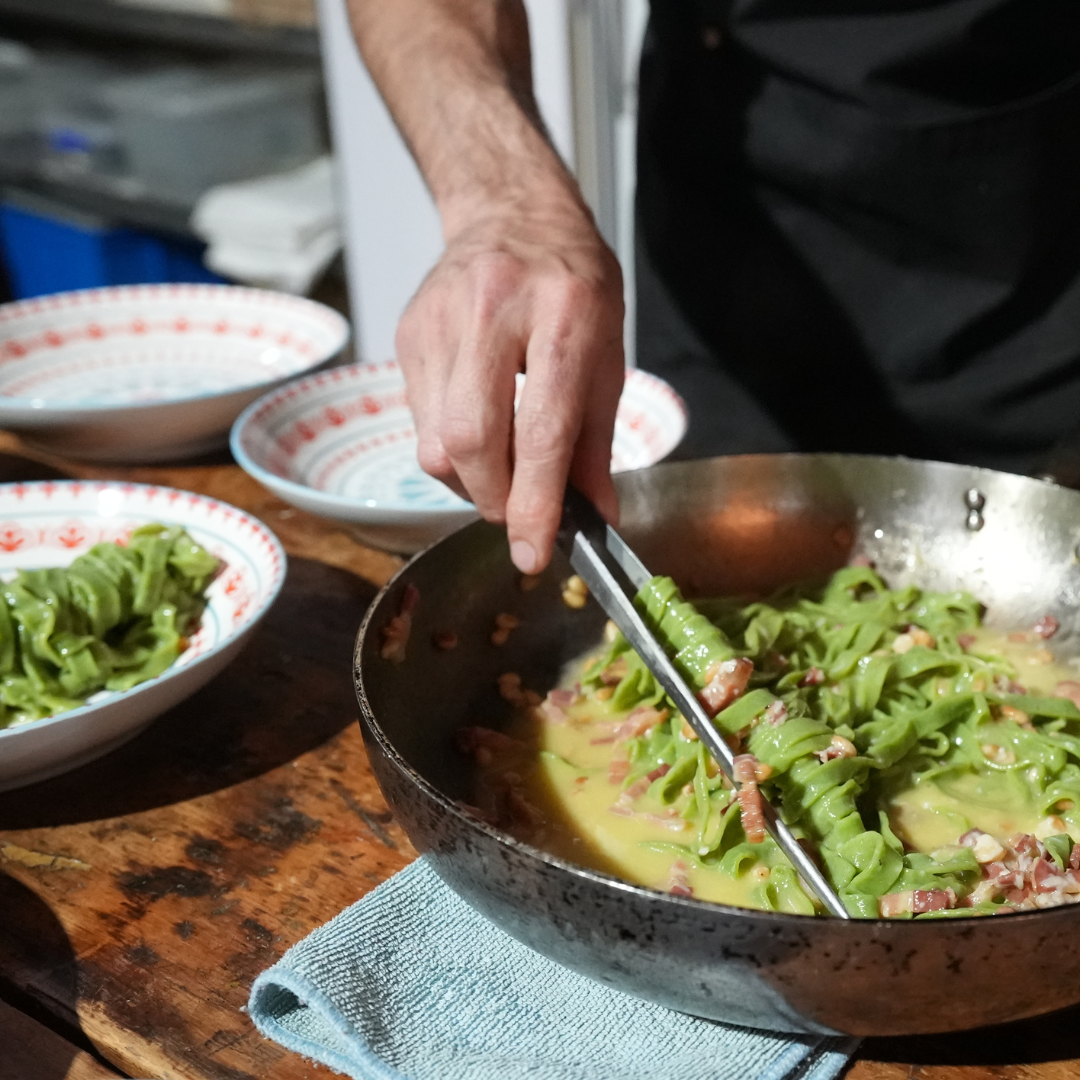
[637, 0, 1080, 474]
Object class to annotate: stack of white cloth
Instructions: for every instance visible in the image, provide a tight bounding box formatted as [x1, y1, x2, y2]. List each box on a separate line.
[191, 155, 342, 295]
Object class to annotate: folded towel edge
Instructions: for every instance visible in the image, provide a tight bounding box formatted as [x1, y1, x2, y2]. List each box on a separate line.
[249, 964, 407, 1080]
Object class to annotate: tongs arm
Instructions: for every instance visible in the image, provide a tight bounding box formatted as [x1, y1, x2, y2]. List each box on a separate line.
[557, 487, 850, 919]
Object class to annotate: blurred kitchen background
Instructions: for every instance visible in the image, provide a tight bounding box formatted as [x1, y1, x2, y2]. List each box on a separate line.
[0, 0, 646, 363]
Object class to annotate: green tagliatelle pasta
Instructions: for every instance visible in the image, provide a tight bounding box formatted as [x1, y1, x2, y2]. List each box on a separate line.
[0, 524, 217, 729]
[579, 566, 1080, 918]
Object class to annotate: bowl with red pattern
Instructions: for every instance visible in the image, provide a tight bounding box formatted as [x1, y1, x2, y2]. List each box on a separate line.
[0, 480, 286, 791]
[230, 359, 688, 553]
[0, 284, 349, 462]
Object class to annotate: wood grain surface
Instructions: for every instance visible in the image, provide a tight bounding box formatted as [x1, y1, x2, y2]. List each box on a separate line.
[0, 434, 1078, 1080]
[0, 997, 122, 1079]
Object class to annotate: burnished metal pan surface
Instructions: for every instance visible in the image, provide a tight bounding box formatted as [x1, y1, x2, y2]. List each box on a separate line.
[354, 455, 1080, 1035]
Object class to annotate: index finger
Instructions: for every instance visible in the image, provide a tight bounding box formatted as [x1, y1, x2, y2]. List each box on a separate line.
[505, 322, 623, 574]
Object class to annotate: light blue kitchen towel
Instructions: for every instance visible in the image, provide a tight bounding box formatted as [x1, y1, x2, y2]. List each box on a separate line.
[249, 858, 859, 1080]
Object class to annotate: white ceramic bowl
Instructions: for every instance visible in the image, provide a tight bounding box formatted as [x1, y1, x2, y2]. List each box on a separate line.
[0, 480, 286, 791]
[0, 284, 350, 462]
[231, 360, 688, 553]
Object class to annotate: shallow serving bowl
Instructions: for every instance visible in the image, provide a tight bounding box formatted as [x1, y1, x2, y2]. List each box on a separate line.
[231, 360, 688, 553]
[0, 284, 349, 462]
[355, 453, 1080, 1036]
[0, 479, 286, 791]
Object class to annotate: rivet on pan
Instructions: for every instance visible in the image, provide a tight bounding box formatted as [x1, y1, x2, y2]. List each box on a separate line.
[966, 509, 985, 532]
[964, 488, 986, 511]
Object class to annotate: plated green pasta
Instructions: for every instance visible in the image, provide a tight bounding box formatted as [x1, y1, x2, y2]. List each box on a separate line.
[0, 524, 217, 729]
[467, 567, 1080, 918]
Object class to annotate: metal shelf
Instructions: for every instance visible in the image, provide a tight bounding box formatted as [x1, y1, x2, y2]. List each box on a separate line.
[0, 0, 320, 59]
[0, 143, 195, 236]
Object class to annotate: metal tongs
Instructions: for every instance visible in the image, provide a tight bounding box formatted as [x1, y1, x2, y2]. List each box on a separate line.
[556, 486, 850, 919]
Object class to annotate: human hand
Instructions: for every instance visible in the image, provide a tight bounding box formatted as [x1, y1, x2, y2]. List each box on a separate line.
[396, 197, 625, 574]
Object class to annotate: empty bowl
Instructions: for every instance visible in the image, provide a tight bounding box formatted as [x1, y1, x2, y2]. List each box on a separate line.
[230, 360, 688, 553]
[0, 284, 350, 462]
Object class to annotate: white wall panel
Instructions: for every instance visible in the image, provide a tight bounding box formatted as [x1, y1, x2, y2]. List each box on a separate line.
[318, 0, 574, 362]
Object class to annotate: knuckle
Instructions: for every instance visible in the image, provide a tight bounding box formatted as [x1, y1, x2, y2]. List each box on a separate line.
[440, 414, 498, 461]
[515, 414, 574, 464]
[416, 441, 454, 481]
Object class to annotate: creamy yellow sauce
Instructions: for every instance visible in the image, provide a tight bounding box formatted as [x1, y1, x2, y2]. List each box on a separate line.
[475, 627, 1080, 911]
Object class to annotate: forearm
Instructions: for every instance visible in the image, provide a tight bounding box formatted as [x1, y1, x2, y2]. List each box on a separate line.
[346, 0, 584, 238]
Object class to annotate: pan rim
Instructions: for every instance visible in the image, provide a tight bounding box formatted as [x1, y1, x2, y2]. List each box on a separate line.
[354, 452, 1080, 931]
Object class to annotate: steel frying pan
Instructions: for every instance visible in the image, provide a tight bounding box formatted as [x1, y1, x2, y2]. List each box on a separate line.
[353, 454, 1080, 1036]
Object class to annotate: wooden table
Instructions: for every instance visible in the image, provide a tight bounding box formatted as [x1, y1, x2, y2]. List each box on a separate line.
[0, 435, 1075, 1080]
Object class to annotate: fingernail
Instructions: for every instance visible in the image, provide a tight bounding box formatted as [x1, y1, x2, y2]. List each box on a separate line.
[510, 540, 537, 574]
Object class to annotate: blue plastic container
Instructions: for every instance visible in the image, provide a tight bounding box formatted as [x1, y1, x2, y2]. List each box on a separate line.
[0, 194, 225, 300]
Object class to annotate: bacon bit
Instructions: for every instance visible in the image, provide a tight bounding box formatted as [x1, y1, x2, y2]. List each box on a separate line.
[625, 777, 650, 800]
[379, 583, 420, 662]
[1055, 681, 1080, 709]
[614, 706, 669, 742]
[957, 633, 976, 652]
[523, 690, 543, 707]
[609, 803, 634, 818]
[600, 657, 628, 685]
[642, 811, 689, 832]
[491, 612, 521, 646]
[734, 770, 767, 845]
[1012, 833, 1041, 858]
[724, 732, 744, 755]
[849, 554, 875, 568]
[539, 700, 568, 724]
[762, 700, 788, 728]
[432, 629, 458, 650]
[913, 888, 956, 914]
[1071, 844, 1080, 872]
[699, 657, 754, 716]
[816, 734, 857, 763]
[668, 859, 693, 897]
[1000, 704, 1032, 730]
[607, 759, 630, 784]
[455, 726, 523, 760]
[1034, 615, 1060, 640]
[879, 891, 914, 917]
[798, 667, 825, 688]
[732, 754, 757, 784]
[519, 574, 541, 592]
[549, 688, 578, 708]
[574, 775, 589, 787]
[982, 743, 1016, 766]
[959, 828, 986, 847]
[646, 763, 672, 783]
[589, 735, 615, 745]
[497, 672, 524, 704]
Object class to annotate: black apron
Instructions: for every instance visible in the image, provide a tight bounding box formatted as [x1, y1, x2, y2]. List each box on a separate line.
[637, 0, 1080, 475]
